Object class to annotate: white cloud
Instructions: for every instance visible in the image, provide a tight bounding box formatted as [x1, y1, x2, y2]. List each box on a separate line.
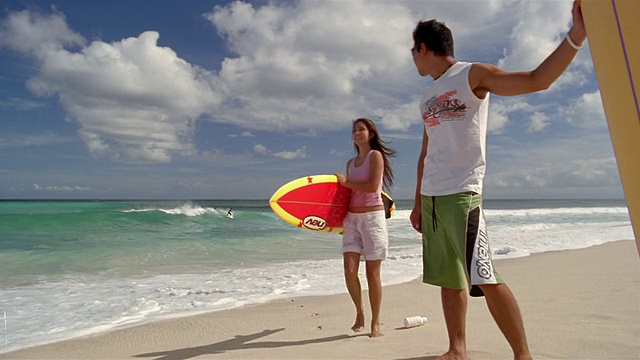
[207, 1, 411, 95]
[273, 146, 307, 160]
[33, 183, 94, 192]
[528, 111, 549, 132]
[497, 1, 572, 71]
[376, 101, 420, 131]
[488, 155, 621, 197]
[0, 97, 46, 110]
[2, 11, 222, 163]
[560, 91, 607, 130]
[253, 143, 306, 160]
[253, 144, 268, 155]
[488, 102, 510, 134]
[205, 0, 415, 131]
[486, 135, 621, 198]
[0, 9, 85, 55]
[487, 99, 533, 134]
[0, 131, 70, 148]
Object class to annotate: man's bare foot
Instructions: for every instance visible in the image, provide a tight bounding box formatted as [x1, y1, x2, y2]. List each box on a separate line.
[370, 323, 383, 338]
[436, 351, 468, 360]
[514, 354, 533, 360]
[351, 313, 365, 332]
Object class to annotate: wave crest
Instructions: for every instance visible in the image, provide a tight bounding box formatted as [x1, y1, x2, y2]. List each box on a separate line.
[123, 204, 221, 217]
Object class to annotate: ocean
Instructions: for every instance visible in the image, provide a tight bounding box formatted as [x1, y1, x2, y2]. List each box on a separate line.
[0, 199, 633, 353]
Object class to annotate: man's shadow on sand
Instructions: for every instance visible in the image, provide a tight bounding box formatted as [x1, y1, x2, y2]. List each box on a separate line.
[134, 328, 369, 360]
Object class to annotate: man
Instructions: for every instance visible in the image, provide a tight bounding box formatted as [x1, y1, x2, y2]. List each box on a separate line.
[409, 1, 587, 359]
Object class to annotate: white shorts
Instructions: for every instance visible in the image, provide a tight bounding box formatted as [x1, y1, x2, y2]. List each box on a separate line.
[342, 210, 388, 261]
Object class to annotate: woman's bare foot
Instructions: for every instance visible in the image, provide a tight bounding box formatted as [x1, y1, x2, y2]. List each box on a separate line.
[370, 322, 383, 337]
[351, 312, 365, 332]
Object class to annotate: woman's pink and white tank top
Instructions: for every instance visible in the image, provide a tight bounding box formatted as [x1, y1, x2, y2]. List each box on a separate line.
[348, 150, 383, 207]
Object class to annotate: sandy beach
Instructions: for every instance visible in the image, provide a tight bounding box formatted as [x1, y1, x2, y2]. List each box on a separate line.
[1, 240, 638, 360]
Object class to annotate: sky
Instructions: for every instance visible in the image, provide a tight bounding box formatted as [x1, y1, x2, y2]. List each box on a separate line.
[0, 0, 625, 200]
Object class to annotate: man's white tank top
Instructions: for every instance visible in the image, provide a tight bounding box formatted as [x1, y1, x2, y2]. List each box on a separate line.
[418, 61, 489, 196]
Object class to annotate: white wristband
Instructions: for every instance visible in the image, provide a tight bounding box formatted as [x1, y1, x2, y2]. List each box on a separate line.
[565, 34, 583, 50]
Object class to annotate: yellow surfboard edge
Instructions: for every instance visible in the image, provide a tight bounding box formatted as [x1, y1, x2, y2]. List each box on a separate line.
[583, 0, 640, 254]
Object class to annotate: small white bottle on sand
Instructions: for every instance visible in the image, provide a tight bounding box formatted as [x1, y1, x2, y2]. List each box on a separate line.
[403, 316, 428, 328]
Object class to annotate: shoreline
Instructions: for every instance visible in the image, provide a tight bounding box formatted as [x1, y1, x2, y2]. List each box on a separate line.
[1, 240, 638, 359]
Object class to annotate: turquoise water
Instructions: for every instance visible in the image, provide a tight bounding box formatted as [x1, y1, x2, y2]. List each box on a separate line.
[1, 200, 338, 282]
[0, 199, 633, 353]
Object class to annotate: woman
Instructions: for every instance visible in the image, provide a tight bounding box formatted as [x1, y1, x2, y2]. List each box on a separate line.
[335, 118, 396, 337]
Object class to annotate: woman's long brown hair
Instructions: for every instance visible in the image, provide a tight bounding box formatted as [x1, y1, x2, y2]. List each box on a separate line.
[352, 118, 396, 192]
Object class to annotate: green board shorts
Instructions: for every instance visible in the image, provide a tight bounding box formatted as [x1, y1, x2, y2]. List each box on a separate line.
[421, 192, 503, 297]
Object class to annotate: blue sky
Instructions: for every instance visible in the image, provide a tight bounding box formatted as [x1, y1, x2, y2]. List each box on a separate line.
[0, 0, 624, 200]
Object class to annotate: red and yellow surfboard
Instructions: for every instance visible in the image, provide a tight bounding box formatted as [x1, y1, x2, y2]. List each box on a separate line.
[270, 175, 351, 233]
[269, 174, 395, 233]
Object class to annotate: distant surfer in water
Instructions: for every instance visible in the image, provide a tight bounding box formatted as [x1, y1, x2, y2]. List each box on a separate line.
[227, 208, 234, 218]
[335, 118, 396, 338]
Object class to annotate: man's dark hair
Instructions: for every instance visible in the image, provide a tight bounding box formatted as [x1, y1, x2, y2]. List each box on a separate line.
[412, 19, 454, 57]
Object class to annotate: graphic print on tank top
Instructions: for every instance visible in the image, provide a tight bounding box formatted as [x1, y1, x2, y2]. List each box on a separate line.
[422, 90, 468, 128]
